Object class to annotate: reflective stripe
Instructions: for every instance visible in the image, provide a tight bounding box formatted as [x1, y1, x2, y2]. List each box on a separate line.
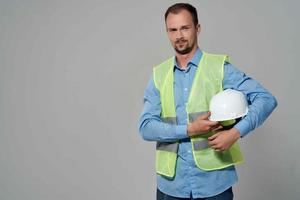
[189, 112, 208, 122]
[193, 140, 210, 150]
[189, 112, 211, 150]
[156, 142, 178, 152]
[156, 117, 178, 153]
[161, 117, 177, 124]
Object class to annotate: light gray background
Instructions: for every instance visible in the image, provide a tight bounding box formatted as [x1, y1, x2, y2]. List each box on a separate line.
[0, 0, 299, 199]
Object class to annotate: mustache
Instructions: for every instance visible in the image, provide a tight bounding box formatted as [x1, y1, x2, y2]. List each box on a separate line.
[175, 38, 187, 44]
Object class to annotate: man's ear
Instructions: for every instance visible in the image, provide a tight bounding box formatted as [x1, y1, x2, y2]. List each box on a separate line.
[197, 24, 201, 34]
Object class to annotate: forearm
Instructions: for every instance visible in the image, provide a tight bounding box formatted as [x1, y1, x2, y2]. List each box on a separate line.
[139, 116, 188, 142]
[139, 77, 189, 142]
[234, 95, 277, 137]
[224, 63, 278, 137]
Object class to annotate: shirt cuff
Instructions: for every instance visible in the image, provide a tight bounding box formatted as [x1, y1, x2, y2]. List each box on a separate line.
[234, 120, 251, 138]
[175, 125, 189, 139]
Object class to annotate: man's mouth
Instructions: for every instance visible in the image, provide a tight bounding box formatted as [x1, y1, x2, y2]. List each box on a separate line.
[176, 40, 187, 45]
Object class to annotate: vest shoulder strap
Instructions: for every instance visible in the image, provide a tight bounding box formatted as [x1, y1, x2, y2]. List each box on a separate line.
[153, 57, 174, 91]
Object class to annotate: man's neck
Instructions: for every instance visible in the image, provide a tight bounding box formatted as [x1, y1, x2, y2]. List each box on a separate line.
[175, 46, 198, 69]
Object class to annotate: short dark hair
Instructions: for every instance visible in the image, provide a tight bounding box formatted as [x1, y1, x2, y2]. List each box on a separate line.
[164, 3, 198, 26]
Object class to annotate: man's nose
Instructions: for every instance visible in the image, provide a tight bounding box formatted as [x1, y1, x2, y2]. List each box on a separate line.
[175, 30, 184, 40]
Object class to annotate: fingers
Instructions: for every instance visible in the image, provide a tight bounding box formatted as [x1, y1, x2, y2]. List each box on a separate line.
[208, 132, 220, 141]
[209, 142, 221, 151]
[200, 121, 221, 133]
[208, 133, 220, 151]
[208, 132, 230, 152]
[208, 121, 220, 126]
[189, 113, 221, 135]
[212, 125, 223, 131]
[202, 120, 219, 127]
[209, 142, 224, 152]
[196, 112, 220, 126]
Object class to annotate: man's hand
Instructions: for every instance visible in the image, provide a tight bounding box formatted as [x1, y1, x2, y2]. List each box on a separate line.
[208, 128, 241, 152]
[187, 112, 222, 137]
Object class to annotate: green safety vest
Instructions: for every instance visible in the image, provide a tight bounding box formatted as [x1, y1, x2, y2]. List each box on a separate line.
[153, 51, 244, 178]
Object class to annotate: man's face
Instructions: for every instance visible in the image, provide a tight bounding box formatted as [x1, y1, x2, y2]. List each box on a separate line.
[165, 10, 200, 55]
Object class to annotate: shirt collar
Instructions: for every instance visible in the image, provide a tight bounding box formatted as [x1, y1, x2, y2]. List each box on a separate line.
[174, 48, 203, 70]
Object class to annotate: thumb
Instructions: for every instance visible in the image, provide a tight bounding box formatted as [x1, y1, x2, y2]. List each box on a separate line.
[198, 111, 211, 120]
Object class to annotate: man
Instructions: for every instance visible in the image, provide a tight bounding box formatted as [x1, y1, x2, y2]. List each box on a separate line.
[139, 3, 277, 200]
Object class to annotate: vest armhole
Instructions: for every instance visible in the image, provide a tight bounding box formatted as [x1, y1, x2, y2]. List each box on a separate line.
[221, 55, 230, 90]
[153, 67, 159, 90]
[152, 57, 174, 91]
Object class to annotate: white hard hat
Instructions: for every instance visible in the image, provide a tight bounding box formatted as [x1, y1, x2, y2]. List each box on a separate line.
[209, 89, 248, 121]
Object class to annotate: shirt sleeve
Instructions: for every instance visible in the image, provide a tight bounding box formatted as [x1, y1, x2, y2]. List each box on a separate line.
[138, 76, 188, 142]
[223, 62, 278, 137]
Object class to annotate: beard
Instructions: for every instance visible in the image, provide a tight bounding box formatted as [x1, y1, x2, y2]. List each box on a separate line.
[174, 39, 195, 55]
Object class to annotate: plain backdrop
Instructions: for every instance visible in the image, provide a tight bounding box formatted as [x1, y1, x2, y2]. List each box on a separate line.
[0, 0, 299, 199]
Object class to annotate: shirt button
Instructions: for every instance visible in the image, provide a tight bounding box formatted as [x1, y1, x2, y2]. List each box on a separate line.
[189, 166, 192, 169]
[184, 88, 188, 91]
[188, 150, 191, 153]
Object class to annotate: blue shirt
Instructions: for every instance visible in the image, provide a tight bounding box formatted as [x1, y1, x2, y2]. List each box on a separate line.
[138, 48, 277, 198]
